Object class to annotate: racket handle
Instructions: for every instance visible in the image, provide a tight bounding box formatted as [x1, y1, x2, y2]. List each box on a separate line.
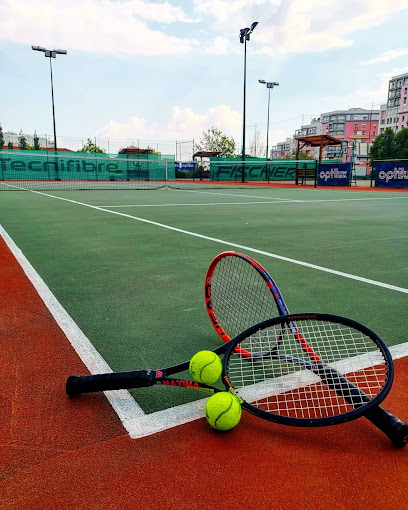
[365, 406, 408, 449]
[315, 364, 408, 448]
[66, 370, 155, 397]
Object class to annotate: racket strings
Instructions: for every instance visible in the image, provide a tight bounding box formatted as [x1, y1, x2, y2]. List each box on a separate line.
[227, 319, 389, 420]
[211, 256, 280, 342]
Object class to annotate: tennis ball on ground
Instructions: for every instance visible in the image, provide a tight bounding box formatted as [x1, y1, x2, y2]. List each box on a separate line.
[189, 350, 222, 384]
[205, 392, 242, 431]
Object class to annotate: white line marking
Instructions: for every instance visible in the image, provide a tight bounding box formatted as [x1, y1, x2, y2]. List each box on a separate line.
[0, 224, 145, 428]
[95, 196, 407, 208]
[171, 189, 408, 203]
[175, 189, 293, 200]
[95, 201, 279, 208]
[28, 189, 408, 294]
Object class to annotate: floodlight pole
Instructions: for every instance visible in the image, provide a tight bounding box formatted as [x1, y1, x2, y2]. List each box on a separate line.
[31, 46, 67, 153]
[240, 22, 258, 182]
[259, 80, 279, 159]
[49, 57, 57, 153]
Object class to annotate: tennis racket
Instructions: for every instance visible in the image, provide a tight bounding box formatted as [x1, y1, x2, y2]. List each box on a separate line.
[66, 313, 408, 447]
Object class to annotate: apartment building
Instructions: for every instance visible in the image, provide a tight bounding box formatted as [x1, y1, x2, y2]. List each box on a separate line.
[293, 118, 322, 158]
[3, 131, 52, 149]
[271, 137, 294, 159]
[381, 71, 408, 133]
[320, 108, 379, 158]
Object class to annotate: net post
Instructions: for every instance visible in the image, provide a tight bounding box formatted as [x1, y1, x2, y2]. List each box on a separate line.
[165, 160, 168, 190]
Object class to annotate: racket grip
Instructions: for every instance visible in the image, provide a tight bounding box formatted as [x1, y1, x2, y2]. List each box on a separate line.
[66, 370, 155, 397]
[315, 364, 408, 448]
[365, 406, 408, 449]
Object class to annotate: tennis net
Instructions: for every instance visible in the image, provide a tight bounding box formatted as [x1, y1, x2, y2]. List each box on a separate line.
[0, 151, 316, 191]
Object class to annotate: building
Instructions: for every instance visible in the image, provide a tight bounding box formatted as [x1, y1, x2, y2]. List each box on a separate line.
[320, 107, 379, 158]
[2, 131, 73, 151]
[294, 118, 322, 158]
[3, 132, 52, 149]
[383, 72, 408, 132]
[271, 137, 295, 159]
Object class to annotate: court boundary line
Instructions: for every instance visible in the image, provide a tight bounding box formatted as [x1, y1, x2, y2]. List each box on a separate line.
[95, 196, 407, 208]
[25, 189, 408, 295]
[0, 224, 145, 427]
[1, 222, 408, 439]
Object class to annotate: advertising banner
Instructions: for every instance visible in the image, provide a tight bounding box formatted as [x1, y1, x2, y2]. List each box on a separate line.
[318, 163, 351, 186]
[209, 158, 316, 181]
[175, 162, 196, 171]
[375, 161, 408, 188]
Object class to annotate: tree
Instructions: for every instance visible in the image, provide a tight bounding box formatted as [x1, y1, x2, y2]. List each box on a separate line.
[288, 150, 314, 160]
[248, 128, 265, 158]
[0, 123, 4, 150]
[7, 141, 13, 150]
[395, 127, 408, 159]
[18, 130, 28, 150]
[369, 128, 397, 164]
[33, 131, 41, 150]
[78, 138, 105, 153]
[195, 127, 236, 158]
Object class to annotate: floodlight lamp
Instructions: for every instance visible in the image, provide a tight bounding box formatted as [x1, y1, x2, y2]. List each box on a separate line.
[55, 49, 67, 55]
[31, 45, 46, 52]
[250, 22, 258, 32]
[259, 79, 266, 84]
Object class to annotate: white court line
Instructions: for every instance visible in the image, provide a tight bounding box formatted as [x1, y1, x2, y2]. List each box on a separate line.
[2, 222, 408, 439]
[175, 189, 293, 201]
[96, 196, 407, 208]
[175, 189, 408, 202]
[95, 201, 281, 208]
[27, 189, 408, 294]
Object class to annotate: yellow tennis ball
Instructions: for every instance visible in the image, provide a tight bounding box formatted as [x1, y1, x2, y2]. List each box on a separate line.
[205, 392, 242, 431]
[189, 350, 222, 384]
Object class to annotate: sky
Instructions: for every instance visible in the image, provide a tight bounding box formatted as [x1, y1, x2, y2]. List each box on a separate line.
[1, 0, 408, 158]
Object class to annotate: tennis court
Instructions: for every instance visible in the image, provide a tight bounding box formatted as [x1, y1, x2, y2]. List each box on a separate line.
[1, 184, 407, 437]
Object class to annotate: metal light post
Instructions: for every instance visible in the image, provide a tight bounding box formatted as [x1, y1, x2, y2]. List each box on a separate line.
[32, 46, 67, 152]
[240, 22, 258, 182]
[259, 80, 279, 159]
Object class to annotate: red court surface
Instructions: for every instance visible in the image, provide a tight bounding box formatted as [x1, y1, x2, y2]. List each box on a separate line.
[1, 236, 408, 510]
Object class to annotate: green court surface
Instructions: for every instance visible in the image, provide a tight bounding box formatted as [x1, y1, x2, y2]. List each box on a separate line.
[1, 186, 407, 414]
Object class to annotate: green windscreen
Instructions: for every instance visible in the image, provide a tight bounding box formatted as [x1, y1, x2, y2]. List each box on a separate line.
[0, 151, 175, 190]
[209, 158, 317, 181]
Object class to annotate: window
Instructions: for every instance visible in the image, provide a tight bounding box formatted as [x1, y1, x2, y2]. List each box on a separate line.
[362, 123, 367, 127]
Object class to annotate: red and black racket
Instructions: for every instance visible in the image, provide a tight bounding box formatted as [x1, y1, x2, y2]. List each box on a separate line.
[205, 251, 287, 341]
[66, 313, 408, 447]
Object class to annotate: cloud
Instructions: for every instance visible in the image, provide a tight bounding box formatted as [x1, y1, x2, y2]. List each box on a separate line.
[0, 0, 197, 55]
[194, 0, 408, 56]
[362, 48, 408, 65]
[93, 105, 242, 155]
[205, 37, 240, 55]
[2, 0, 407, 58]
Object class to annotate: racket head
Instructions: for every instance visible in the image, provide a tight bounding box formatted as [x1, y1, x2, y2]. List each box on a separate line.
[205, 251, 289, 345]
[221, 313, 394, 427]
